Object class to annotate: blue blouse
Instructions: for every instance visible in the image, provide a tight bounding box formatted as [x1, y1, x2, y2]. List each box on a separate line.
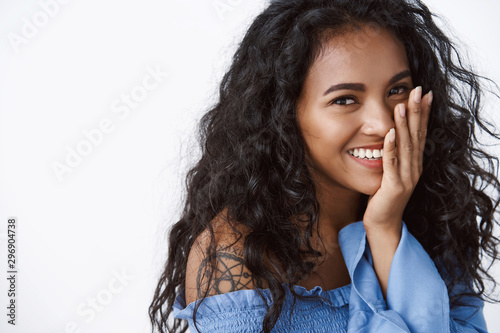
[172, 221, 488, 332]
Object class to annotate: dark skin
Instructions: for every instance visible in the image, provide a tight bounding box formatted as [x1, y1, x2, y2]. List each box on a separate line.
[185, 24, 433, 304]
[195, 245, 254, 298]
[296, 25, 432, 299]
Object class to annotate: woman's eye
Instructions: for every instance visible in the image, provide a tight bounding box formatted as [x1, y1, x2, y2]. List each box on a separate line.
[329, 96, 356, 106]
[389, 85, 409, 95]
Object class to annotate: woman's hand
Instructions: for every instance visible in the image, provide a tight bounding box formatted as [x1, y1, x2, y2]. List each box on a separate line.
[361, 86, 433, 300]
[362, 86, 433, 230]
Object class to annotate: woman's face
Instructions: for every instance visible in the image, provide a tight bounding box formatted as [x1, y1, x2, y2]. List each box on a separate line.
[296, 25, 413, 196]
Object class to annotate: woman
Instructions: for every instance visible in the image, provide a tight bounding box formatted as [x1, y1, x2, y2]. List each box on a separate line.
[150, 0, 500, 332]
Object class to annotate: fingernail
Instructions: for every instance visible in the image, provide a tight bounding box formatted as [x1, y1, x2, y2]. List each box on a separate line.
[389, 128, 395, 142]
[399, 104, 405, 117]
[414, 86, 422, 104]
[427, 90, 433, 106]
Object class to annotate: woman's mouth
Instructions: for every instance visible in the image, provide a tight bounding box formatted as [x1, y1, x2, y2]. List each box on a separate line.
[347, 148, 383, 169]
[348, 148, 383, 160]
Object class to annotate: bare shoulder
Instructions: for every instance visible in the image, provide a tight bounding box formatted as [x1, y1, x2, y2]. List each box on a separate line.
[185, 208, 260, 305]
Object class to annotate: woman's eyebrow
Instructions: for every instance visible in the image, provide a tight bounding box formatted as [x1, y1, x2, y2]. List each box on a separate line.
[323, 83, 365, 96]
[322, 69, 412, 96]
[388, 69, 412, 86]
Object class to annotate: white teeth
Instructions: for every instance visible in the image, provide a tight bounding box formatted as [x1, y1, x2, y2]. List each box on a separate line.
[348, 148, 383, 160]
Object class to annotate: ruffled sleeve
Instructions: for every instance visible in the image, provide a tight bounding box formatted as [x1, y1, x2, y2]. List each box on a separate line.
[338, 220, 488, 333]
[172, 283, 351, 332]
[172, 288, 270, 332]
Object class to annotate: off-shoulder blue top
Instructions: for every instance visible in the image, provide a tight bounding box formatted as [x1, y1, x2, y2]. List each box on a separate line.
[172, 221, 488, 332]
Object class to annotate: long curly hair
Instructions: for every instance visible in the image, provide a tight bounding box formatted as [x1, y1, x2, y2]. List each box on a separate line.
[149, 0, 500, 332]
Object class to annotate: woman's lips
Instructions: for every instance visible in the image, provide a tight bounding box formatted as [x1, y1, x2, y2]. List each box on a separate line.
[347, 151, 383, 169]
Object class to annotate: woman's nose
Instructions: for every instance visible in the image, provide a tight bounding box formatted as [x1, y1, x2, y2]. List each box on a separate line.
[360, 100, 399, 137]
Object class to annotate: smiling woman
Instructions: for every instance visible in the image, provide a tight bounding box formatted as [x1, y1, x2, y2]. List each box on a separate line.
[149, 0, 500, 332]
[296, 27, 419, 200]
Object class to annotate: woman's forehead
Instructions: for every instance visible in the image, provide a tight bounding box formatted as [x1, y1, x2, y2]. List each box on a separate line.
[304, 26, 410, 88]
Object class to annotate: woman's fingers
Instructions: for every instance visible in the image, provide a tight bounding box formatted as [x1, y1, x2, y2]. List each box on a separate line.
[383, 127, 399, 183]
[418, 90, 433, 167]
[383, 86, 432, 189]
[405, 86, 433, 182]
[395, 100, 412, 182]
[407, 86, 423, 182]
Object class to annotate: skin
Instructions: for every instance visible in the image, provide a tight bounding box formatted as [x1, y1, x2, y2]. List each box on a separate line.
[296, 25, 433, 299]
[186, 24, 433, 305]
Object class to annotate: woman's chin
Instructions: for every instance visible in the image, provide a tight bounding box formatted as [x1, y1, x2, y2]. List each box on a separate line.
[357, 180, 382, 196]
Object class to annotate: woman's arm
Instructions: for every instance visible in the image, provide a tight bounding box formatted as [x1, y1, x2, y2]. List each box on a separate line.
[363, 220, 402, 300]
[361, 86, 433, 300]
[339, 220, 488, 333]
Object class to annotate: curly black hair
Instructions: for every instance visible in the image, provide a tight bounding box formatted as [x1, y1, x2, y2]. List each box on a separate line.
[149, 0, 500, 332]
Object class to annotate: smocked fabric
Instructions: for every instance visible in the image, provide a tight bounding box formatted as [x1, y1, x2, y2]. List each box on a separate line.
[172, 220, 488, 332]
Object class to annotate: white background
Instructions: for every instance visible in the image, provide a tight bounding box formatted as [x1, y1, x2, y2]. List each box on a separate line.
[0, 0, 499, 332]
